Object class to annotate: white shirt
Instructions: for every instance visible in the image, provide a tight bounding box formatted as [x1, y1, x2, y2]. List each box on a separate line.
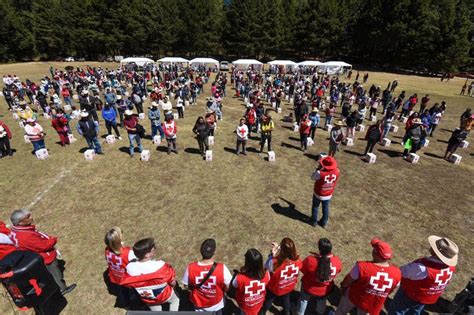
[236, 124, 249, 140]
[160, 101, 173, 111]
[126, 259, 165, 276]
[400, 256, 443, 280]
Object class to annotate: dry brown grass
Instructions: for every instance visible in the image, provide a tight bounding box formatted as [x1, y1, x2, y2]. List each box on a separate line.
[0, 62, 472, 314]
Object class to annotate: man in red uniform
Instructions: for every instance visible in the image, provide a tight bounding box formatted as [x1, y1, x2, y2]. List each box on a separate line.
[0, 221, 15, 260]
[336, 238, 401, 315]
[9, 209, 76, 294]
[388, 235, 458, 315]
[182, 238, 232, 314]
[310, 156, 340, 228]
[121, 238, 179, 311]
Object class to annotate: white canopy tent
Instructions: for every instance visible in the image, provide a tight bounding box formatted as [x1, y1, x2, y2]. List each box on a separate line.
[268, 60, 297, 66]
[189, 58, 219, 67]
[321, 61, 352, 74]
[298, 61, 324, 67]
[120, 57, 155, 67]
[157, 57, 189, 64]
[233, 59, 263, 65]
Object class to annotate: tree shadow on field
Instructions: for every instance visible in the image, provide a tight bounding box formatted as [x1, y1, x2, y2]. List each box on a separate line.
[424, 152, 445, 159]
[271, 197, 312, 225]
[378, 148, 401, 158]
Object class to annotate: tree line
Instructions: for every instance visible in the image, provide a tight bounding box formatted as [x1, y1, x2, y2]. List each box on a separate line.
[0, 0, 472, 72]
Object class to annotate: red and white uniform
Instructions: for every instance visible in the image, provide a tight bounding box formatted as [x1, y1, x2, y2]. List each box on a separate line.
[121, 260, 176, 306]
[312, 168, 340, 201]
[9, 225, 57, 264]
[267, 258, 303, 296]
[347, 261, 401, 314]
[400, 257, 455, 304]
[233, 272, 270, 315]
[182, 262, 232, 311]
[163, 120, 177, 139]
[237, 125, 249, 141]
[0, 223, 15, 261]
[299, 119, 311, 135]
[104, 247, 136, 284]
[301, 254, 342, 296]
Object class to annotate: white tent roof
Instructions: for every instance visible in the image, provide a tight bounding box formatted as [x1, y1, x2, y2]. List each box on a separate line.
[189, 58, 219, 66]
[120, 57, 155, 66]
[232, 59, 263, 65]
[268, 60, 296, 66]
[323, 61, 352, 67]
[298, 61, 324, 66]
[157, 57, 189, 63]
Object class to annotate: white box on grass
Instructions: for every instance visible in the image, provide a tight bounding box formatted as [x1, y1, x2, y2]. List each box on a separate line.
[139, 113, 145, 120]
[12, 113, 19, 120]
[72, 95, 79, 100]
[185, 100, 190, 106]
[401, 117, 408, 123]
[423, 139, 429, 147]
[449, 154, 462, 164]
[43, 113, 50, 119]
[356, 125, 365, 132]
[289, 97, 294, 103]
[382, 138, 391, 147]
[105, 135, 116, 144]
[205, 150, 213, 161]
[307, 138, 314, 146]
[140, 150, 150, 161]
[68, 134, 77, 143]
[268, 151, 275, 162]
[272, 102, 276, 108]
[24, 135, 30, 143]
[390, 125, 398, 133]
[208, 136, 215, 145]
[343, 138, 354, 146]
[84, 149, 95, 161]
[326, 124, 333, 132]
[277, 108, 282, 114]
[293, 124, 299, 132]
[64, 105, 72, 111]
[19, 121, 24, 128]
[153, 135, 161, 145]
[173, 113, 179, 120]
[35, 149, 49, 160]
[371, 115, 377, 122]
[408, 153, 419, 164]
[460, 140, 469, 149]
[365, 153, 376, 164]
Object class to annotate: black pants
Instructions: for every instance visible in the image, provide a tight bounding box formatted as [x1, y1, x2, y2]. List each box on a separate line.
[0, 137, 11, 156]
[197, 136, 208, 155]
[105, 121, 121, 137]
[369, 107, 377, 117]
[177, 107, 184, 118]
[135, 103, 143, 114]
[209, 128, 215, 136]
[262, 290, 291, 315]
[300, 133, 308, 150]
[310, 126, 317, 139]
[236, 139, 246, 154]
[403, 141, 420, 157]
[260, 133, 272, 152]
[90, 109, 99, 122]
[247, 123, 254, 137]
[364, 139, 377, 155]
[399, 108, 409, 120]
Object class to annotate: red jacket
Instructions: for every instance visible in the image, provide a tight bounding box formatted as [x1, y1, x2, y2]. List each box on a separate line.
[0, 120, 12, 139]
[51, 116, 69, 133]
[0, 222, 15, 261]
[9, 225, 58, 264]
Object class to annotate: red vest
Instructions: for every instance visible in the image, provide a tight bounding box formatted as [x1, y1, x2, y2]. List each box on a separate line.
[105, 247, 132, 284]
[235, 272, 270, 315]
[313, 168, 340, 198]
[401, 258, 455, 304]
[301, 254, 342, 297]
[9, 225, 57, 265]
[300, 119, 311, 135]
[187, 262, 226, 308]
[267, 258, 303, 296]
[121, 262, 175, 305]
[348, 261, 401, 314]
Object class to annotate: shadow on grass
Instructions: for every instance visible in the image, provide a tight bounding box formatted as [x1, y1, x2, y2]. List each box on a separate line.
[281, 142, 301, 151]
[79, 147, 89, 153]
[271, 197, 312, 225]
[288, 136, 300, 142]
[282, 125, 294, 131]
[304, 153, 320, 161]
[424, 152, 445, 159]
[223, 147, 237, 154]
[247, 147, 260, 153]
[437, 139, 449, 144]
[156, 146, 169, 153]
[378, 148, 401, 158]
[344, 149, 363, 156]
[118, 146, 130, 154]
[184, 147, 201, 155]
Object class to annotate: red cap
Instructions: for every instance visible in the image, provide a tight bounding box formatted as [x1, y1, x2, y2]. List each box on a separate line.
[371, 238, 392, 260]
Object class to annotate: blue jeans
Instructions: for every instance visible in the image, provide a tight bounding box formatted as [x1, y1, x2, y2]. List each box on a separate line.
[388, 288, 425, 315]
[311, 195, 330, 226]
[86, 137, 102, 153]
[325, 116, 333, 127]
[32, 139, 46, 152]
[297, 290, 327, 315]
[151, 124, 165, 138]
[383, 126, 390, 138]
[128, 133, 143, 156]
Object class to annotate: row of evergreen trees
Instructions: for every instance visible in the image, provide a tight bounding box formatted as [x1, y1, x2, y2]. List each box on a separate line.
[0, 0, 472, 72]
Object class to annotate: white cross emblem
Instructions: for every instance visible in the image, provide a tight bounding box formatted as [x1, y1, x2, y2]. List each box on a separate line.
[245, 280, 265, 297]
[434, 268, 453, 286]
[324, 174, 337, 184]
[280, 264, 299, 280]
[106, 252, 123, 270]
[330, 264, 337, 277]
[195, 271, 216, 289]
[369, 272, 393, 292]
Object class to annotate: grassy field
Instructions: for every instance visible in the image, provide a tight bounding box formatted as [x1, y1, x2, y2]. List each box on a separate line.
[0, 62, 472, 314]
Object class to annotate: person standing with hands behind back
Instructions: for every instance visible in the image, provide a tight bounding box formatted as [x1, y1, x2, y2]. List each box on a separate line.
[259, 114, 274, 155]
[310, 156, 340, 228]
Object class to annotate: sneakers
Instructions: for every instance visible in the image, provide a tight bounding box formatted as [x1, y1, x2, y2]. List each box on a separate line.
[61, 284, 77, 296]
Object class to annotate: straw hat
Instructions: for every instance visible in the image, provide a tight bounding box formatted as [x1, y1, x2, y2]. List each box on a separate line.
[412, 118, 422, 124]
[80, 111, 89, 118]
[428, 235, 458, 266]
[333, 120, 345, 127]
[312, 108, 319, 113]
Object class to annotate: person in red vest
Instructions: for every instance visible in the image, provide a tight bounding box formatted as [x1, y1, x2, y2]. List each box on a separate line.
[104, 227, 137, 308]
[182, 238, 232, 314]
[310, 156, 340, 228]
[299, 114, 312, 152]
[0, 221, 15, 261]
[388, 236, 458, 315]
[245, 104, 257, 138]
[9, 209, 76, 295]
[261, 238, 302, 315]
[51, 109, 70, 146]
[336, 238, 401, 315]
[121, 238, 179, 311]
[296, 238, 342, 315]
[232, 248, 270, 315]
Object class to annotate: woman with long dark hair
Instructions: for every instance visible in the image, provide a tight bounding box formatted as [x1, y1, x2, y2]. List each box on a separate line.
[192, 116, 209, 157]
[296, 238, 342, 315]
[262, 238, 302, 315]
[232, 248, 270, 315]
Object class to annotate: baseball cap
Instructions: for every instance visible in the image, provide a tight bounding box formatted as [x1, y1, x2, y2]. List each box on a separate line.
[371, 238, 392, 260]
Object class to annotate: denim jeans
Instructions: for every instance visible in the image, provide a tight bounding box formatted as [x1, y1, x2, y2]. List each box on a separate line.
[311, 194, 331, 226]
[86, 137, 102, 153]
[151, 124, 165, 138]
[388, 288, 425, 315]
[128, 133, 143, 156]
[325, 116, 333, 127]
[32, 139, 46, 152]
[297, 290, 327, 315]
[383, 126, 390, 138]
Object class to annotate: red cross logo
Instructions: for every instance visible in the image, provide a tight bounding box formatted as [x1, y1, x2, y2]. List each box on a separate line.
[166, 125, 173, 133]
[435, 268, 453, 286]
[195, 271, 217, 289]
[140, 290, 154, 298]
[330, 264, 337, 277]
[324, 174, 337, 184]
[245, 280, 265, 297]
[9, 232, 18, 247]
[106, 252, 123, 270]
[281, 264, 299, 280]
[238, 127, 247, 137]
[369, 272, 393, 291]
